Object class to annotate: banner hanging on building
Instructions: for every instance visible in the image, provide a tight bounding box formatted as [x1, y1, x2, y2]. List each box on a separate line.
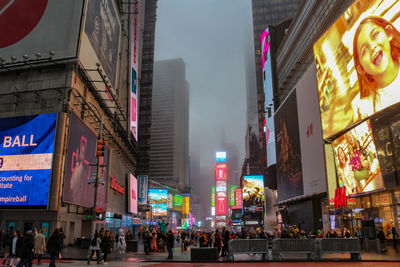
[138, 175, 148, 205]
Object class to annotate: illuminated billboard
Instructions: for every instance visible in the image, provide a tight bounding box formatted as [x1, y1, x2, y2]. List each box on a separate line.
[174, 194, 183, 207]
[229, 185, 238, 206]
[216, 181, 226, 192]
[275, 90, 304, 201]
[183, 196, 190, 215]
[242, 175, 264, 212]
[63, 113, 109, 209]
[216, 196, 228, 215]
[215, 163, 227, 180]
[232, 188, 243, 210]
[216, 152, 226, 162]
[0, 114, 56, 207]
[148, 189, 168, 217]
[211, 186, 215, 207]
[261, 27, 277, 167]
[128, 174, 137, 214]
[130, 1, 139, 140]
[332, 120, 383, 196]
[168, 193, 173, 209]
[314, 0, 400, 139]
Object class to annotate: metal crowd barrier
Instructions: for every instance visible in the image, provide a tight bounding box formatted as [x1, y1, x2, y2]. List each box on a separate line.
[272, 238, 315, 260]
[227, 238, 362, 261]
[316, 238, 361, 260]
[228, 239, 270, 260]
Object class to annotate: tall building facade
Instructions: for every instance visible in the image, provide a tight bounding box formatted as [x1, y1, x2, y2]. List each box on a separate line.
[0, 0, 144, 240]
[251, 0, 302, 173]
[137, 0, 158, 175]
[149, 59, 189, 190]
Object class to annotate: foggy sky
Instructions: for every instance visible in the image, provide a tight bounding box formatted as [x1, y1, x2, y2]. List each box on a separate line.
[154, 0, 254, 218]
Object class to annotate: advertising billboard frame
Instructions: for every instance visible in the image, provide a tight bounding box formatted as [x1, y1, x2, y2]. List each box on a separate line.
[148, 188, 168, 217]
[0, 0, 84, 65]
[128, 173, 138, 214]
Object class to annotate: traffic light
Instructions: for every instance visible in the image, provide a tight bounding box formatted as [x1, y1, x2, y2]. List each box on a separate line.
[96, 139, 105, 157]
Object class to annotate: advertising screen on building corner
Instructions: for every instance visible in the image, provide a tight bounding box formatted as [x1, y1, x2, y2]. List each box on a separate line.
[0, 113, 57, 207]
[314, 0, 400, 139]
[215, 163, 227, 180]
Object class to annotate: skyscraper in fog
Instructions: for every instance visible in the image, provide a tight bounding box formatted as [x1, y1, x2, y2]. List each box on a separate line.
[150, 59, 189, 190]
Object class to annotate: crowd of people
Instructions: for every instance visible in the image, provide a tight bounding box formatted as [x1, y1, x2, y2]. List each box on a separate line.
[2, 223, 399, 265]
[0, 226, 64, 267]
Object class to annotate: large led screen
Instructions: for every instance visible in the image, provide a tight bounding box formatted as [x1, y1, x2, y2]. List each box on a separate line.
[242, 175, 264, 212]
[148, 189, 168, 217]
[332, 120, 383, 196]
[275, 90, 304, 201]
[261, 27, 277, 167]
[0, 113, 56, 207]
[63, 113, 109, 209]
[174, 194, 183, 207]
[314, 0, 400, 139]
[216, 196, 227, 215]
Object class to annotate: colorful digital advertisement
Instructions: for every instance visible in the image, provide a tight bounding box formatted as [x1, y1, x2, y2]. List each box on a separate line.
[216, 151, 226, 162]
[148, 189, 168, 217]
[174, 194, 183, 207]
[211, 185, 215, 207]
[215, 163, 227, 180]
[232, 188, 243, 210]
[314, 0, 400, 139]
[332, 120, 383, 196]
[229, 185, 238, 206]
[0, 113, 57, 207]
[242, 175, 264, 211]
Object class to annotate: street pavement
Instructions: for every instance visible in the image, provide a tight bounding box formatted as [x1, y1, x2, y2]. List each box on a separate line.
[2, 241, 400, 265]
[10, 260, 400, 267]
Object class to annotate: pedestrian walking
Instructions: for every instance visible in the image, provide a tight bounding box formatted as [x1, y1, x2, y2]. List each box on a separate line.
[47, 229, 62, 267]
[166, 231, 174, 260]
[101, 230, 113, 263]
[214, 230, 222, 256]
[87, 232, 102, 264]
[16, 230, 34, 267]
[9, 230, 21, 267]
[392, 226, 398, 251]
[34, 229, 46, 265]
[355, 227, 363, 250]
[2, 226, 14, 266]
[117, 229, 126, 256]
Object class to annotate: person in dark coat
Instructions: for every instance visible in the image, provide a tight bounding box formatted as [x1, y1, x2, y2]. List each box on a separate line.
[47, 229, 62, 267]
[16, 230, 34, 267]
[166, 231, 174, 260]
[101, 230, 112, 263]
[377, 227, 387, 253]
[392, 227, 398, 251]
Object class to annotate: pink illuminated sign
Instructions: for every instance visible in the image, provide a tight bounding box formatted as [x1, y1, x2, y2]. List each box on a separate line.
[260, 29, 270, 71]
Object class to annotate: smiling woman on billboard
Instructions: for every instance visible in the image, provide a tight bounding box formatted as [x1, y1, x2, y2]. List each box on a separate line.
[313, 0, 400, 139]
[352, 16, 400, 117]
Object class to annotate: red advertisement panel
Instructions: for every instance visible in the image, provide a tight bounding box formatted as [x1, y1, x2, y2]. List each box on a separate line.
[232, 188, 243, 210]
[216, 197, 227, 215]
[215, 163, 227, 180]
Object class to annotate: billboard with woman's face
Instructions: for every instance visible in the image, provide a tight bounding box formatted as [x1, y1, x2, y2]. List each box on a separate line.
[314, 0, 400, 139]
[332, 120, 384, 196]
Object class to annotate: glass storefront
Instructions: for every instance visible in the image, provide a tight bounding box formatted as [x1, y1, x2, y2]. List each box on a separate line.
[326, 190, 400, 236]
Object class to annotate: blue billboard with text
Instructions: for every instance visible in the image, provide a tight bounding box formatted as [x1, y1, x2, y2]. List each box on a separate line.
[0, 113, 57, 207]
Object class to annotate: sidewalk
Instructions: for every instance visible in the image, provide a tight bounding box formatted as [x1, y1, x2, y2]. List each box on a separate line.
[1, 242, 400, 262]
